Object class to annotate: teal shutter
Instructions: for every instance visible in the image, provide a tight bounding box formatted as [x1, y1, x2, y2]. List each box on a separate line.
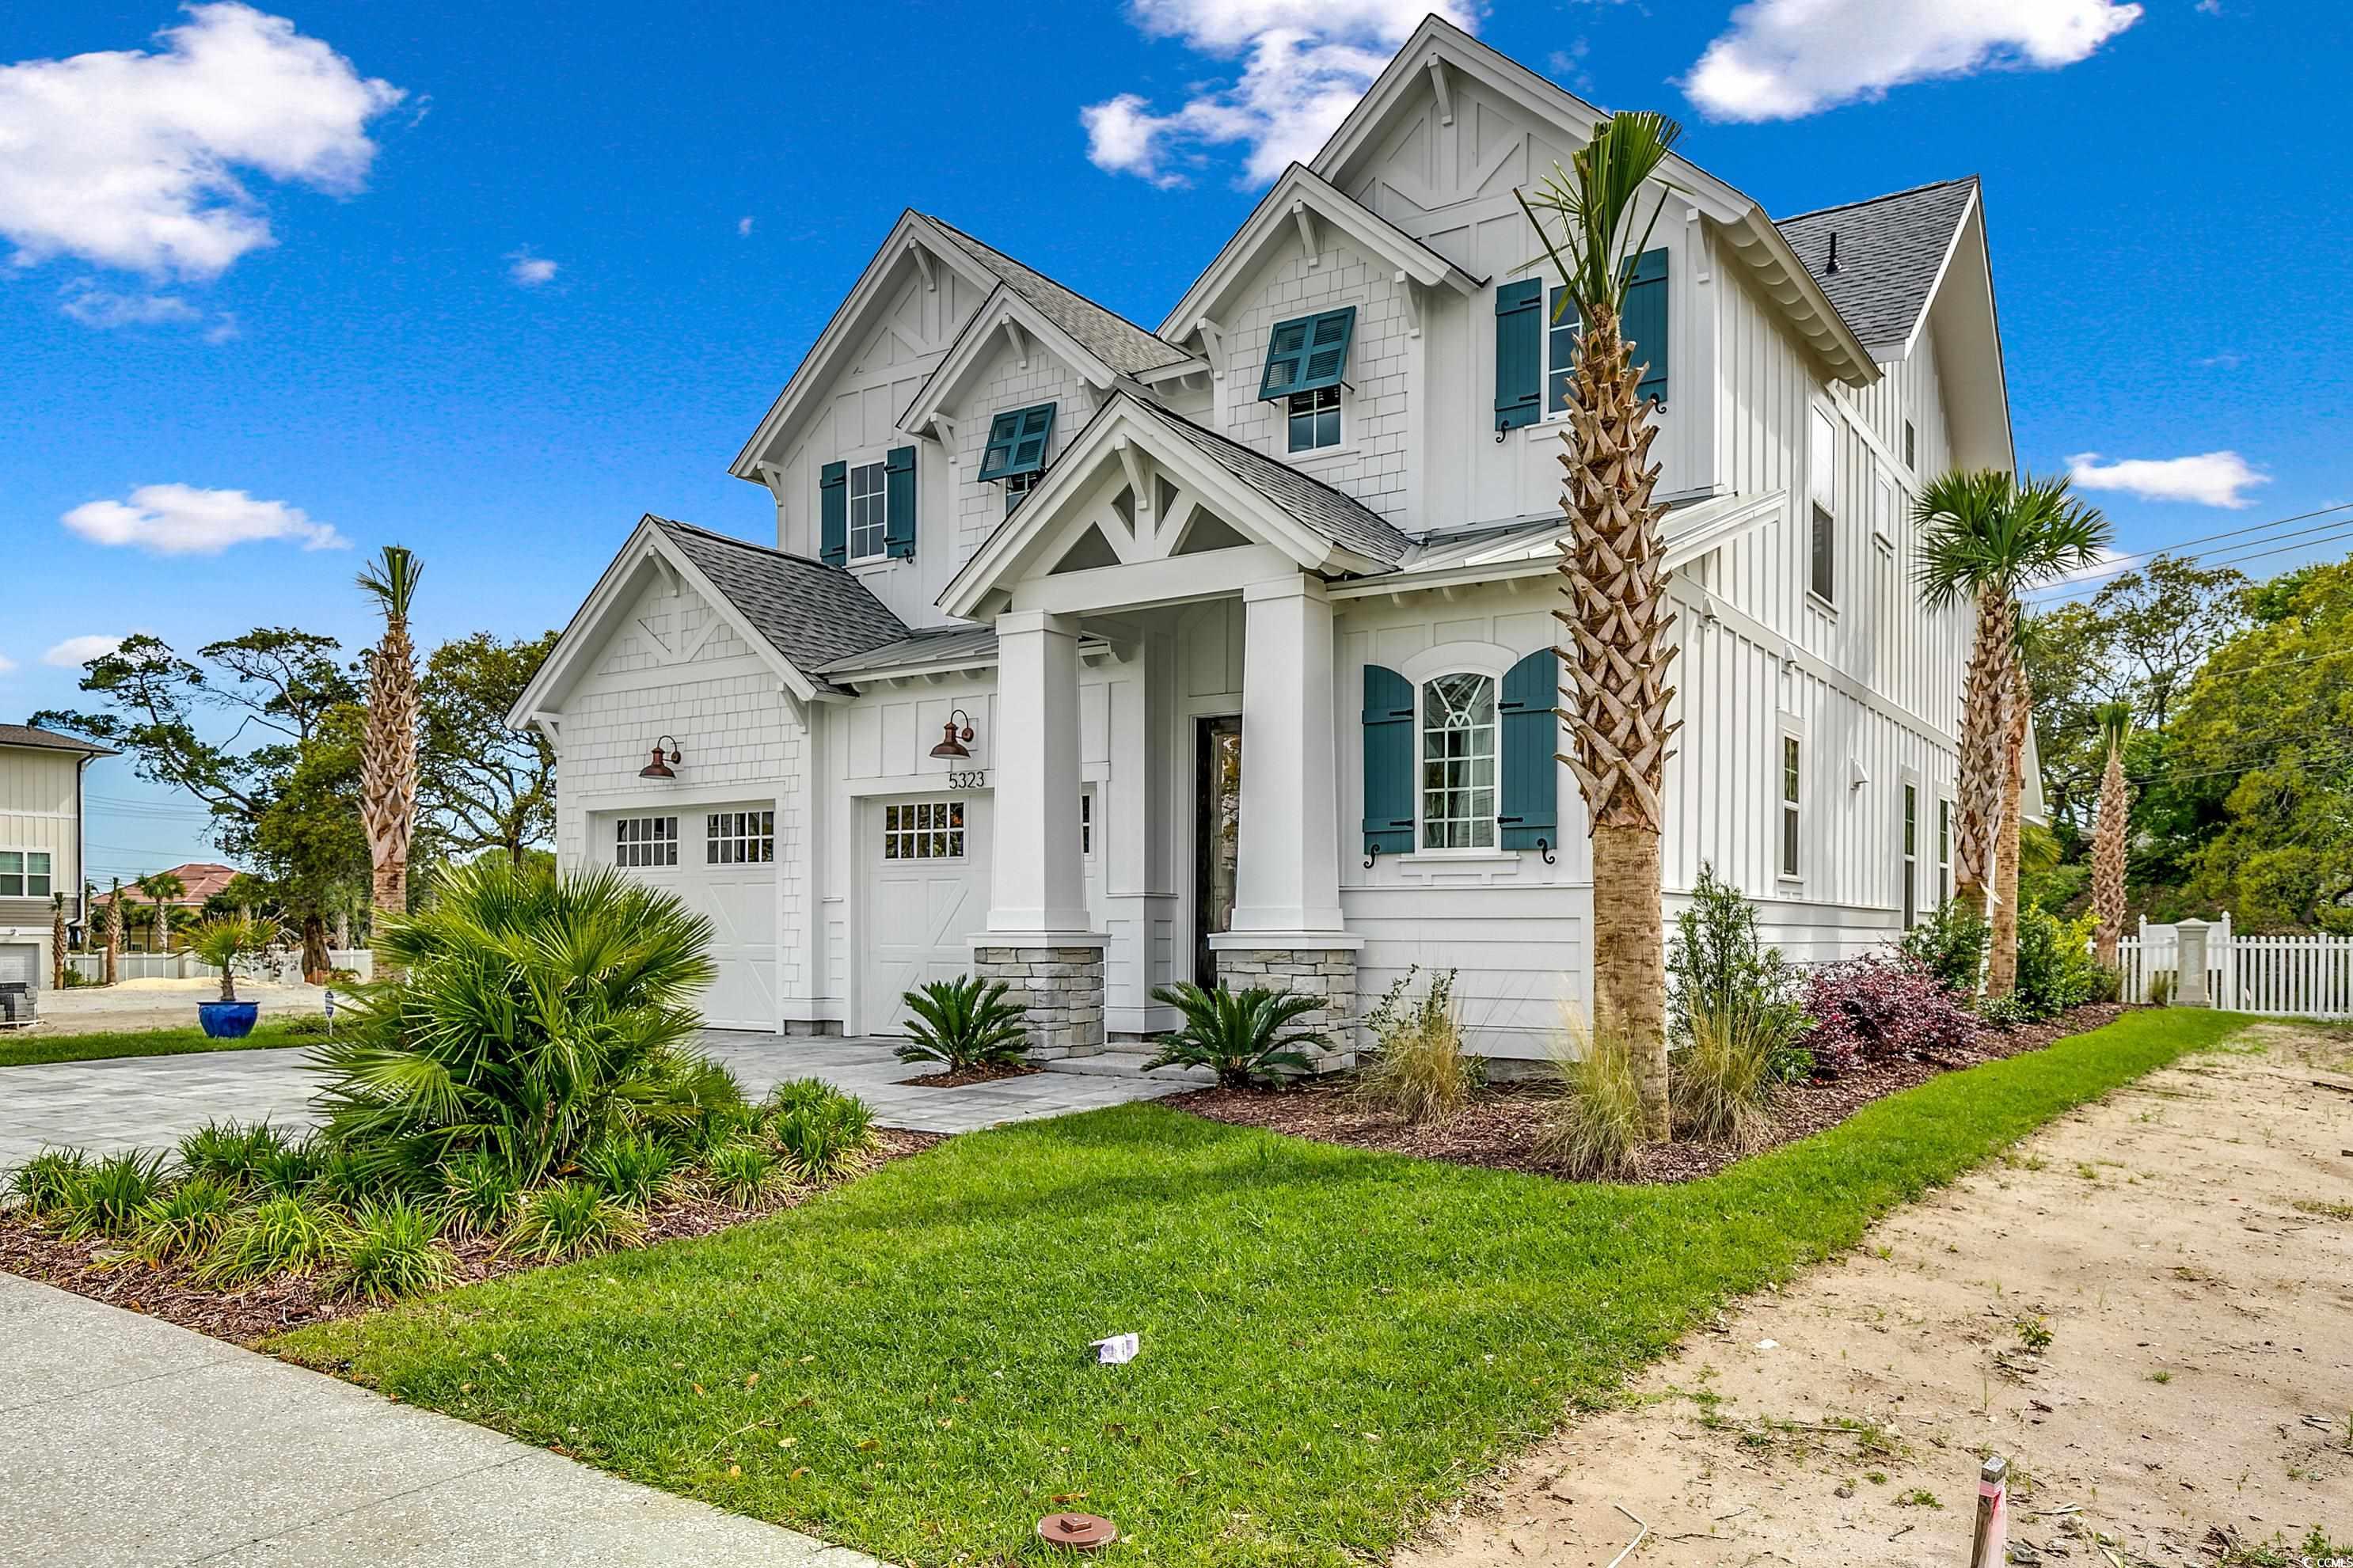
[1361, 665, 1416, 858]
[1496, 648, 1559, 851]
[1494, 279, 1542, 431]
[818, 461, 847, 567]
[884, 445, 916, 560]
[1621, 247, 1669, 404]
[1259, 307, 1356, 400]
[978, 403, 1055, 480]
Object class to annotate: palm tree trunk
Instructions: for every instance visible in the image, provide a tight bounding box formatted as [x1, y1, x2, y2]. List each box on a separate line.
[301, 913, 331, 985]
[1952, 587, 2013, 917]
[1591, 824, 1667, 1125]
[50, 896, 66, 990]
[1986, 659, 2031, 997]
[2093, 741, 2128, 969]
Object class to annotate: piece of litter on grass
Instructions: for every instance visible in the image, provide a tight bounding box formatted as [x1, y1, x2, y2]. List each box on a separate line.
[1754, 1339, 1779, 1351]
[1091, 1332, 1141, 1365]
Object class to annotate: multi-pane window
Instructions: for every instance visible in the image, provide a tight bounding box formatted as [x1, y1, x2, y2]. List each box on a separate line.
[0, 849, 51, 898]
[1003, 468, 1041, 514]
[1809, 408, 1837, 605]
[883, 799, 965, 860]
[1902, 784, 1918, 928]
[1779, 737, 1803, 879]
[847, 461, 887, 560]
[1287, 385, 1341, 452]
[1079, 790, 1094, 856]
[1937, 798, 1952, 907]
[1545, 285, 1579, 414]
[614, 816, 677, 868]
[1420, 673, 1497, 850]
[706, 811, 775, 865]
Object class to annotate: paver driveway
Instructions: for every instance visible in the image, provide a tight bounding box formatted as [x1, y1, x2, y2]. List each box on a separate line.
[0, 1034, 1201, 1167]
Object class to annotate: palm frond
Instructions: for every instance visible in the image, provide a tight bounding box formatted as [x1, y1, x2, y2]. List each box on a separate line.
[1518, 110, 1684, 321]
[355, 545, 423, 622]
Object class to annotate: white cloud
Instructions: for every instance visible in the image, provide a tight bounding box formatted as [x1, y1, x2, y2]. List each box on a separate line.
[62, 483, 349, 554]
[0, 3, 404, 279]
[2066, 450, 2269, 509]
[2198, 349, 2242, 370]
[44, 635, 127, 669]
[507, 249, 557, 287]
[59, 287, 201, 327]
[0, 653, 17, 674]
[1081, 0, 1481, 188]
[1684, 0, 2143, 122]
[736, 216, 754, 237]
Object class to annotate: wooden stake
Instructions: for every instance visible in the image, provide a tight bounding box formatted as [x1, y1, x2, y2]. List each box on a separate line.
[1971, 1455, 2009, 1568]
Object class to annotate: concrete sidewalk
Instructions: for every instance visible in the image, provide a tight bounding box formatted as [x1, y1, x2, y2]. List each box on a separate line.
[0, 1272, 879, 1566]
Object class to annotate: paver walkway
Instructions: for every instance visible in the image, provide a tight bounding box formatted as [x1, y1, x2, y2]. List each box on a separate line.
[0, 1034, 1201, 1167]
[0, 1271, 879, 1566]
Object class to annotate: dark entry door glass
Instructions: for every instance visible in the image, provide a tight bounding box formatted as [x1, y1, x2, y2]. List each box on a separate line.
[1194, 716, 1241, 986]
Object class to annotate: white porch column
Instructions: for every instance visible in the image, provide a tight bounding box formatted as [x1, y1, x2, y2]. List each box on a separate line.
[973, 609, 1104, 1057]
[1225, 574, 1348, 940]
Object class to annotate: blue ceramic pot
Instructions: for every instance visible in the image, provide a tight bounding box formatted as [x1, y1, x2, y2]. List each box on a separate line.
[197, 1000, 260, 1038]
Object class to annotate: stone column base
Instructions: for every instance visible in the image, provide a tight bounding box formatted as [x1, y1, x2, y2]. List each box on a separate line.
[974, 944, 1106, 1060]
[1211, 946, 1358, 1072]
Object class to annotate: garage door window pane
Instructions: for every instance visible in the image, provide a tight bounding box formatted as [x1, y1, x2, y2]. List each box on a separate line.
[884, 799, 965, 860]
[706, 811, 774, 864]
[615, 816, 677, 868]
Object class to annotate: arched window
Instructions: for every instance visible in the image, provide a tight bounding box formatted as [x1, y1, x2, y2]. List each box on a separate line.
[1420, 673, 1497, 849]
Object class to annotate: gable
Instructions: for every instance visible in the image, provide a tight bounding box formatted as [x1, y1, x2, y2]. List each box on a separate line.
[591, 574, 751, 682]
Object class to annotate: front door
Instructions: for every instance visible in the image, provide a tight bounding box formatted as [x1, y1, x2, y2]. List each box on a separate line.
[1193, 716, 1241, 987]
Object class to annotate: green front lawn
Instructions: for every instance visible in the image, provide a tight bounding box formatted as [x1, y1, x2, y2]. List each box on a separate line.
[0, 1020, 318, 1069]
[279, 1008, 2250, 1567]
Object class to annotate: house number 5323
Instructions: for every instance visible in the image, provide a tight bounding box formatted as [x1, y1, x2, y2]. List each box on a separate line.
[946, 769, 989, 791]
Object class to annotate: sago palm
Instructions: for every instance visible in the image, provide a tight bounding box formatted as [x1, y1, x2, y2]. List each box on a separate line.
[358, 545, 424, 926]
[1915, 472, 2110, 994]
[2091, 700, 2131, 970]
[1519, 109, 1683, 1137]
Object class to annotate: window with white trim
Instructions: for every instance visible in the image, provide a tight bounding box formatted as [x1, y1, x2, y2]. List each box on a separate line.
[1779, 736, 1803, 880]
[1003, 468, 1042, 514]
[1420, 673, 1497, 850]
[1937, 798, 1952, 907]
[614, 816, 677, 868]
[847, 461, 887, 561]
[883, 799, 965, 861]
[0, 849, 51, 898]
[1286, 385, 1341, 453]
[1903, 418, 1917, 472]
[1544, 285, 1579, 416]
[706, 811, 775, 865]
[1809, 407, 1837, 605]
[1902, 783, 1918, 928]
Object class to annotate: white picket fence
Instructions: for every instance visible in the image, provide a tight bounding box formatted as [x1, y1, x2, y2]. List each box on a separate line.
[2116, 914, 2353, 1018]
[63, 949, 374, 985]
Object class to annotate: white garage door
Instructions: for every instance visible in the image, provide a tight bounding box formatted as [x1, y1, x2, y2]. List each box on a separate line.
[610, 807, 778, 1032]
[0, 944, 37, 989]
[861, 795, 991, 1036]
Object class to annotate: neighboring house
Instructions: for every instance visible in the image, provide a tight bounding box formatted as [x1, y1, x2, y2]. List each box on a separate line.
[0, 723, 114, 992]
[92, 862, 245, 947]
[514, 17, 2013, 1062]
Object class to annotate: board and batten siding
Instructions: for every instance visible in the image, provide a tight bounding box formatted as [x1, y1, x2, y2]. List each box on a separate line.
[0, 745, 82, 924]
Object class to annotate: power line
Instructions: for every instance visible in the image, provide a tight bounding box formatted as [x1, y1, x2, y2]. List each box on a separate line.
[2030, 512, 2353, 604]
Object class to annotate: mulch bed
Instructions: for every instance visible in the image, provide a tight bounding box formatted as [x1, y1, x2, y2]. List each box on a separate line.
[1165, 1003, 2128, 1185]
[901, 1062, 1045, 1088]
[0, 1129, 941, 1346]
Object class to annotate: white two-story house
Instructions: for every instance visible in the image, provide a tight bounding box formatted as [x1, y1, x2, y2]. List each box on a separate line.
[513, 17, 2012, 1063]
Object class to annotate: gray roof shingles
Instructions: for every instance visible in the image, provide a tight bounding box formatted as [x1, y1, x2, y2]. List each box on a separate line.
[0, 723, 114, 757]
[922, 217, 1195, 378]
[1776, 177, 1977, 351]
[1149, 402, 1412, 566]
[651, 518, 907, 679]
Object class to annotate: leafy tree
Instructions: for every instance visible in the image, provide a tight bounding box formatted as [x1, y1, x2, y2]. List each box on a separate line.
[2017, 601, 2119, 847]
[2089, 554, 2248, 728]
[420, 630, 557, 866]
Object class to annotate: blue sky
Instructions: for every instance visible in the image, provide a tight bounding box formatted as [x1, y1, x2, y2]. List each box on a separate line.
[6, 0, 2347, 880]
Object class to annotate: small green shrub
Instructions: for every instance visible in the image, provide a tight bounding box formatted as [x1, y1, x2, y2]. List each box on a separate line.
[770, 1092, 876, 1182]
[132, 1176, 240, 1263]
[704, 1141, 789, 1208]
[506, 1179, 644, 1261]
[331, 1197, 457, 1302]
[438, 1148, 523, 1239]
[895, 975, 1031, 1070]
[2147, 969, 2177, 1007]
[62, 1151, 169, 1240]
[276, 1012, 332, 1039]
[1674, 1006, 1778, 1148]
[1670, 867, 1814, 1084]
[249, 1140, 325, 1197]
[580, 1131, 682, 1209]
[1974, 993, 2035, 1029]
[174, 1120, 289, 1190]
[308, 1144, 384, 1208]
[1540, 1013, 1648, 1179]
[8, 1148, 92, 1217]
[200, 1194, 346, 1282]
[1354, 966, 1479, 1125]
[1146, 982, 1326, 1088]
[685, 1100, 765, 1157]
[2087, 963, 2123, 1004]
[761, 1076, 836, 1117]
[2014, 907, 2101, 1021]
[1899, 901, 1990, 996]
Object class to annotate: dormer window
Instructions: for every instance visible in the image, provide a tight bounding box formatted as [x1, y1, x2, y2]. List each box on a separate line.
[979, 402, 1057, 493]
[1003, 468, 1042, 514]
[1287, 385, 1341, 453]
[1258, 307, 1355, 402]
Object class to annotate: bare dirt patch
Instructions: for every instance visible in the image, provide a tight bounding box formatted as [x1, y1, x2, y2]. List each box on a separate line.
[1397, 1023, 2353, 1567]
[1169, 1004, 2126, 1183]
[0, 1129, 941, 1346]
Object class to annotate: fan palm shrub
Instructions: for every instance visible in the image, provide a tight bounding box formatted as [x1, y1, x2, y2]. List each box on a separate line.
[1915, 472, 2111, 994]
[2092, 701, 2132, 970]
[308, 857, 725, 1185]
[507, 1179, 643, 1260]
[894, 975, 1030, 1070]
[331, 1197, 457, 1302]
[189, 913, 284, 1004]
[1145, 982, 1327, 1088]
[1519, 110, 1686, 1139]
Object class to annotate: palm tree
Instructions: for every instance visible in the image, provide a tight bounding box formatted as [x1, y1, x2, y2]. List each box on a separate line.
[49, 891, 66, 990]
[358, 546, 424, 929]
[102, 875, 122, 984]
[1916, 473, 2110, 995]
[1519, 110, 1685, 1137]
[2091, 700, 2131, 970]
[133, 870, 187, 951]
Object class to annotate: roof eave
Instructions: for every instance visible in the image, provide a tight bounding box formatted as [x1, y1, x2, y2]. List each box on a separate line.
[898, 283, 1123, 437]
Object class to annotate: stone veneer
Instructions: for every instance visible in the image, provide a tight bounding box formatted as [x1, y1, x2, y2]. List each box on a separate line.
[974, 945, 1105, 1059]
[1211, 946, 1359, 1072]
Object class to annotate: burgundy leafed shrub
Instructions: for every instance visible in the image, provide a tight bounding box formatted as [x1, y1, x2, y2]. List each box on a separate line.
[1800, 954, 1975, 1077]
